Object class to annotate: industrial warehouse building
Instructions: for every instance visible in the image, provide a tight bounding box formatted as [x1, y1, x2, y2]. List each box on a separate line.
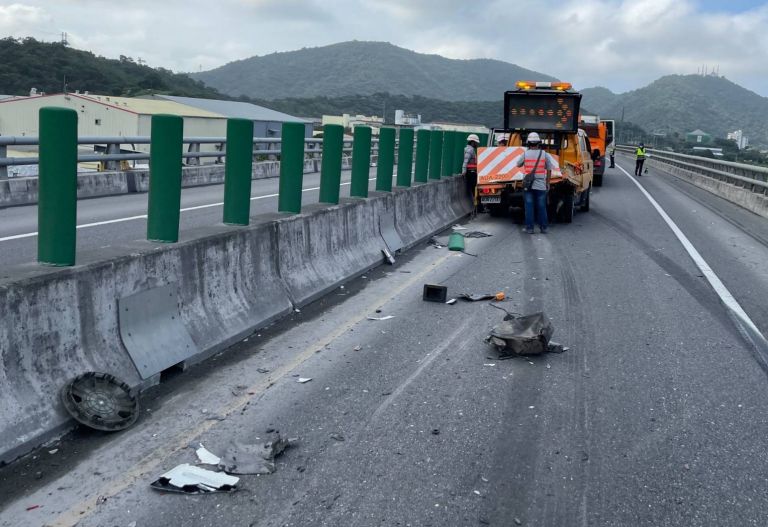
[0, 93, 310, 146]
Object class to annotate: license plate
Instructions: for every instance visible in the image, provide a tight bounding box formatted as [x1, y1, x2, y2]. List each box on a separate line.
[481, 196, 501, 204]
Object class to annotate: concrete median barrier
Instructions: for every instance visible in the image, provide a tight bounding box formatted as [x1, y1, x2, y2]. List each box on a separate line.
[0, 176, 471, 463]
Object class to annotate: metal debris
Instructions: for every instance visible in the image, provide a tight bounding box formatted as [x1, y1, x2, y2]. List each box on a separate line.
[150, 464, 239, 494]
[462, 231, 493, 238]
[458, 292, 505, 302]
[217, 435, 295, 475]
[486, 312, 561, 357]
[297, 377, 313, 384]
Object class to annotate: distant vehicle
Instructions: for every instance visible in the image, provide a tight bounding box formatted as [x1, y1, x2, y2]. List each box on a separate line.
[580, 115, 608, 186]
[476, 81, 593, 223]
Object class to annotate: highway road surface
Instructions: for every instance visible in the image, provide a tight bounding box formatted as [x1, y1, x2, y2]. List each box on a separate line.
[3, 157, 768, 526]
[0, 168, 383, 268]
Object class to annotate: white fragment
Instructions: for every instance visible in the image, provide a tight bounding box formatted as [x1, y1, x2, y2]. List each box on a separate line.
[484, 363, 496, 367]
[473, 490, 481, 495]
[528, 406, 535, 409]
[195, 444, 221, 465]
[446, 299, 457, 305]
[48, 449, 58, 455]
[159, 463, 238, 489]
[367, 315, 395, 321]
[481, 476, 489, 483]
[297, 377, 313, 384]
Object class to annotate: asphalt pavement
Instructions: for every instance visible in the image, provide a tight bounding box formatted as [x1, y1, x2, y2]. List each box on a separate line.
[0, 168, 382, 267]
[3, 157, 768, 526]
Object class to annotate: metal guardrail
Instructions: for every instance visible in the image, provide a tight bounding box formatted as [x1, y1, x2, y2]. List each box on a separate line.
[617, 146, 768, 195]
[0, 135, 378, 177]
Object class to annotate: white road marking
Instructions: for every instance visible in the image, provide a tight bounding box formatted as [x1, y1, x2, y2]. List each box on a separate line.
[617, 164, 768, 347]
[0, 178, 376, 243]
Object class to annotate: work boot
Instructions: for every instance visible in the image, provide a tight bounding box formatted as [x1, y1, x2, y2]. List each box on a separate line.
[540, 227, 548, 234]
[525, 228, 534, 234]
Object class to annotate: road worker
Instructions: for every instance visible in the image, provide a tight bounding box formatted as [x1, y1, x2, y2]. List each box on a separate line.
[498, 133, 509, 147]
[635, 142, 647, 176]
[462, 134, 480, 202]
[517, 132, 555, 234]
[609, 143, 615, 168]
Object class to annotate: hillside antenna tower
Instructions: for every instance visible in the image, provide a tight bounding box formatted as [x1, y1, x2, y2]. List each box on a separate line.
[61, 32, 69, 46]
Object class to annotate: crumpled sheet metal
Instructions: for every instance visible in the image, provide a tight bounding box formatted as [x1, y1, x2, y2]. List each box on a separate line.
[218, 436, 293, 475]
[486, 312, 555, 357]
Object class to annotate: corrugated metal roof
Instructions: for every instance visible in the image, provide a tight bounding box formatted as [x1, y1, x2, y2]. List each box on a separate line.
[154, 95, 308, 123]
[74, 94, 224, 118]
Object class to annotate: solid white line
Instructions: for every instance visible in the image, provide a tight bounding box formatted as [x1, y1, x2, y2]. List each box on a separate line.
[617, 164, 768, 344]
[0, 178, 375, 243]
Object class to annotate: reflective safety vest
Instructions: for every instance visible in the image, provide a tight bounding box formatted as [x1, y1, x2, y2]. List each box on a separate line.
[524, 151, 547, 176]
[636, 147, 646, 159]
[464, 145, 477, 170]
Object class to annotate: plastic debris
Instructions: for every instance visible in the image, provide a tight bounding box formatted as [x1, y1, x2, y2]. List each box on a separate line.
[382, 248, 395, 265]
[217, 435, 295, 475]
[452, 225, 468, 230]
[423, 284, 448, 303]
[446, 298, 457, 305]
[458, 292, 505, 302]
[486, 312, 561, 357]
[150, 464, 239, 494]
[297, 377, 313, 383]
[367, 316, 395, 321]
[448, 232, 465, 251]
[196, 444, 221, 465]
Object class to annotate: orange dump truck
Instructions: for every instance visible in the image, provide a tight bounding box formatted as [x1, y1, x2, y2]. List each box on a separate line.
[580, 115, 607, 186]
[477, 82, 593, 223]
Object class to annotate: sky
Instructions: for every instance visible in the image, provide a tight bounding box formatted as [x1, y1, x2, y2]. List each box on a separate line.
[2, 0, 768, 96]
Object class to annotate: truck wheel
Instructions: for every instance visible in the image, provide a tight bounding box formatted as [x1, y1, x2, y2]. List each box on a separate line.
[579, 186, 591, 212]
[559, 191, 574, 223]
[593, 172, 603, 187]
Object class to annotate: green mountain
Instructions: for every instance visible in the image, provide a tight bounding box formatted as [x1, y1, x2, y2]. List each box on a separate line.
[581, 75, 768, 145]
[193, 41, 557, 102]
[0, 37, 223, 98]
[257, 93, 503, 128]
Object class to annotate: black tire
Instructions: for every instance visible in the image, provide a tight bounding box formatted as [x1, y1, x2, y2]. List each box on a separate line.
[579, 185, 591, 212]
[593, 172, 603, 187]
[559, 191, 574, 223]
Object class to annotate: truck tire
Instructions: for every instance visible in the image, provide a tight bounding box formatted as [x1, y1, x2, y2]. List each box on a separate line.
[559, 191, 574, 223]
[579, 185, 591, 212]
[593, 172, 603, 187]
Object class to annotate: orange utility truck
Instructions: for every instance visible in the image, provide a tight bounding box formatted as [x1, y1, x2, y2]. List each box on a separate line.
[477, 81, 593, 223]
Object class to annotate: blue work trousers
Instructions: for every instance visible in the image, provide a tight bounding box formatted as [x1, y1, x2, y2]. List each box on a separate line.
[524, 189, 548, 231]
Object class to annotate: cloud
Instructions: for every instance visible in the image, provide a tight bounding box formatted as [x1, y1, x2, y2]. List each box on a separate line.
[6, 0, 768, 95]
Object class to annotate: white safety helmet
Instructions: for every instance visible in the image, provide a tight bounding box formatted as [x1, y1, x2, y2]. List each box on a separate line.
[467, 134, 480, 144]
[527, 132, 541, 144]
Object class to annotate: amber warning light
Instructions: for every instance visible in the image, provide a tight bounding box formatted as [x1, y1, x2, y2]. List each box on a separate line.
[516, 81, 573, 91]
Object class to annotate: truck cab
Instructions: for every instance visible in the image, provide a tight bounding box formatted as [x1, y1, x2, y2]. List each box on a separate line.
[476, 82, 593, 223]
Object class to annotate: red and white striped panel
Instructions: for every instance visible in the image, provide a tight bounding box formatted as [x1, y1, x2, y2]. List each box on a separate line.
[477, 147, 562, 184]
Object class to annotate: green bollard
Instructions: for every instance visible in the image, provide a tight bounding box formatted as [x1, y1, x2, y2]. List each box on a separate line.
[278, 122, 306, 214]
[147, 114, 183, 243]
[448, 232, 465, 251]
[414, 129, 430, 183]
[441, 131, 455, 177]
[396, 128, 414, 187]
[319, 124, 344, 204]
[222, 118, 254, 225]
[429, 130, 443, 180]
[350, 125, 372, 198]
[376, 127, 396, 192]
[38, 107, 78, 266]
